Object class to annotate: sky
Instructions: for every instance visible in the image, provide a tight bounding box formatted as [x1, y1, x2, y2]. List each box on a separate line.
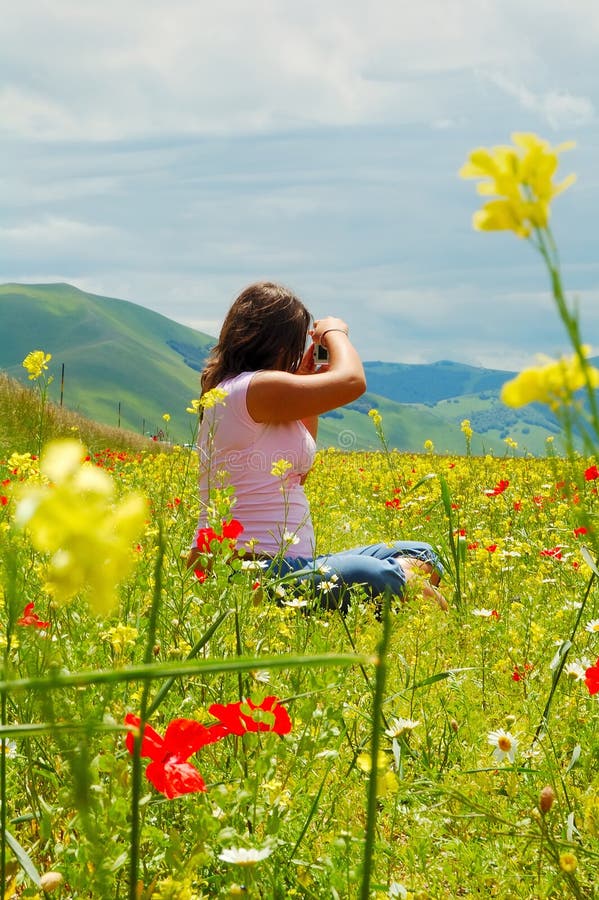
[2, 0, 599, 372]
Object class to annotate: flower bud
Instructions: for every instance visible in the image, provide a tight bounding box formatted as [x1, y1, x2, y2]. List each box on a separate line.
[539, 785, 556, 813]
[450, 718, 459, 732]
[40, 871, 63, 891]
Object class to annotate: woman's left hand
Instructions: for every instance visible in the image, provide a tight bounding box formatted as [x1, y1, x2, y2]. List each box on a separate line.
[296, 343, 320, 376]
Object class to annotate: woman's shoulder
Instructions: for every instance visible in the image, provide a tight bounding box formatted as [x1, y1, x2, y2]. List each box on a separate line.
[220, 371, 257, 389]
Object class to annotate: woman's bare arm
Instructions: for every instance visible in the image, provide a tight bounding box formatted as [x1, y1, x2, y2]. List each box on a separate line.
[247, 317, 366, 423]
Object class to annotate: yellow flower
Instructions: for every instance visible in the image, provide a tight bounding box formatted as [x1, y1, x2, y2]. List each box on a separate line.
[424, 439, 434, 452]
[271, 458, 293, 478]
[368, 408, 383, 427]
[162, 413, 171, 423]
[102, 623, 139, 656]
[501, 348, 599, 411]
[14, 439, 147, 615]
[186, 398, 201, 415]
[460, 132, 576, 238]
[460, 419, 473, 439]
[559, 851, 578, 873]
[200, 388, 228, 409]
[22, 350, 52, 380]
[7, 452, 39, 478]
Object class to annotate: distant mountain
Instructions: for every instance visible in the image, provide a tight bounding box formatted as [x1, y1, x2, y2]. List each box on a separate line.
[362, 359, 515, 404]
[0, 282, 580, 455]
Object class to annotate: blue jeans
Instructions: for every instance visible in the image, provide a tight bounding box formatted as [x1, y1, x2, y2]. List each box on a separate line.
[268, 541, 443, 611]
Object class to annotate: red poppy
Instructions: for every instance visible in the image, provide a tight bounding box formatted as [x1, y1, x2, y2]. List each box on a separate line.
[195, 519, 244, 553]
[584, 465, 599, 481]
[485, 544, 498, 553]
[124, 714, 228, 799]
[485, 479, 509, 496]
[0, 496, 7, 506]
[513, 501, 522, 512]
[512, 663, 533, 682]
[585, 660, 599, 696]
[209, 696, 292, 736]
[540, 547, 563, 559]
[385, 498, 401, 509]
[573, 526, 588, 537]
[194, 568, 208, 583]
[17, 603, 49, 629]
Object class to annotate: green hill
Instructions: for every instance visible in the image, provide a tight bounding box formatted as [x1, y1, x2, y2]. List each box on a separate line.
[0, 283, 213, 444]
[0, 282, 577, 456]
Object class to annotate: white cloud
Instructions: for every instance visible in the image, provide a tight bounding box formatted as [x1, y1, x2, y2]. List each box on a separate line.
[0, 217, 121, 248]
[483, 71, 595, 129]
[2, 0, 599, 372]
[3, 0, 597, 141]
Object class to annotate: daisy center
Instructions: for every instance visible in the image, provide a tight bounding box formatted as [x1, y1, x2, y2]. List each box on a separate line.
[498, 736, 512, 752]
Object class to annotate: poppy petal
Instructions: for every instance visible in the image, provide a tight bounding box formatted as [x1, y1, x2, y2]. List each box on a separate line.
[146, 758, 207, 799]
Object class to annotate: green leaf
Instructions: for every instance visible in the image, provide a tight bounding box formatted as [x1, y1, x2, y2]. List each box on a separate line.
[566, 744, 581, 774]
[4, 829, 41, 887]
[580, 545, 599, 576]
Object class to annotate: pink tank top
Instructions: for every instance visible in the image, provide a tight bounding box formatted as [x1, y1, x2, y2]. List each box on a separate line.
[195, 372, 316, 557]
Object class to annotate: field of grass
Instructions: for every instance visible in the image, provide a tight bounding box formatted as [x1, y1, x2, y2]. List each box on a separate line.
[1, 396, 599, 898]
[0, 371, 158, 458]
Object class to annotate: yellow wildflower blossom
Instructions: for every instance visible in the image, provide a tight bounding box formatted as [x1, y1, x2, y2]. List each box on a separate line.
[200, 388, 228, 409]
[501, 348, 599, 411]
[559, 852, 577, 873]
[14, 439, 147, 615]
[271, 458, 293, 478]
[460, 132, 576, 238]
[22, 350, 52, 380]
[186, 398, 201, 415]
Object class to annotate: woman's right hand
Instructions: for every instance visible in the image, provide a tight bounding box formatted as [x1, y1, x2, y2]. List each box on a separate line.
[310, 317, 349, 346]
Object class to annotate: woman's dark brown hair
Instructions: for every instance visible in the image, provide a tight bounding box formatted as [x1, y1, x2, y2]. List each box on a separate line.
[201, 282, 311, 394]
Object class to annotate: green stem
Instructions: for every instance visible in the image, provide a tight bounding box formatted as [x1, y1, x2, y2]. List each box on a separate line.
[0, 653, 370, 695]
[128, 527, 165, 900]
[360, 591, 391, 900]
[533, 566, 596, 745]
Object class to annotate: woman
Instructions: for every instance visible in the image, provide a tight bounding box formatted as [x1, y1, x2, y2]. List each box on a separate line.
[190, 282, 447, 611]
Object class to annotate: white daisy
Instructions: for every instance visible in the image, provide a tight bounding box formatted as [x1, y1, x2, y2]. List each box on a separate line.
[564, 662, 586, 681]
[472, 608, 495, 618]
[241, 559, 270, 572]
[250, 669, 271, 684]
[585, 619, 599, 633]
[319, 579, 339, 592]
[385, 717, 421, 738]
[488, 728, 518, 764]
[218, 846, 273, 866]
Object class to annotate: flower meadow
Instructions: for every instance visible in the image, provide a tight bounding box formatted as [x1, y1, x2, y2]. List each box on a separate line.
[1, 435, 599, 899]
[1, 131, 599, 899]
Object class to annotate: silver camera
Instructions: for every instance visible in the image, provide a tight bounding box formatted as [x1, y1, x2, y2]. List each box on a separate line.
[313, 343, 329, 364]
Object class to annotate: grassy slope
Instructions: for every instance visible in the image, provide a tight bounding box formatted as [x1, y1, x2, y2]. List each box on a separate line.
[0, 371, 157, 457]
[0, 283, 212, 443]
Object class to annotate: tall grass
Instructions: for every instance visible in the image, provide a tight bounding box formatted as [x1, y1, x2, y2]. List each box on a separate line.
[0, 372, 156, 457]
